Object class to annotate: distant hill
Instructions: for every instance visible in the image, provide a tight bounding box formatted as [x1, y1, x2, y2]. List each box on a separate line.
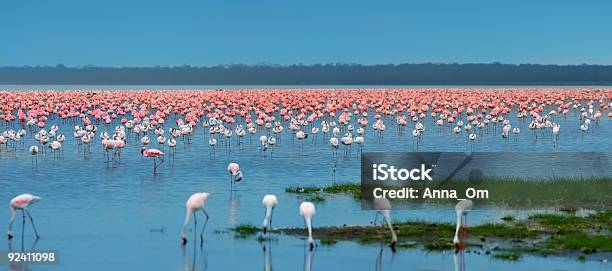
[1, 63, 611, 85]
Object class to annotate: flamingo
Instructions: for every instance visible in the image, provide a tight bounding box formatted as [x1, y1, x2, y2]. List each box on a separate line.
[552, 125, 560, 145]
[262, 194, 278, 234]
[354, 135, 364, 155]
[453, 199, 473, 252]
[329, 137, 339, 158]
[502, 124, 510, 143]
[141, 135, 150, 145]
[227, 162, 243, 190]
[208, 137, 217, 158]
[468, 133, 476, 150]
[296, 130, 307, 156]
[181, 192, 210, 246]
[512, 127, 520, 143]
[49, 140, 62, 158]
[267, 136, 276, 157]
[373, 198, 398, 251]
[259, 135, 268, 155]
[8, 193, 41, 240]
[412, 129, 420, 147]
[341, 133, 353, 159]
[299, 201, 316, 250]
[157, 135, 166, 145]
[81, 133, 91, 153]
[28, 145, 39, 164]
[141, 147, 164, 175]
[167, 138, 177, 157]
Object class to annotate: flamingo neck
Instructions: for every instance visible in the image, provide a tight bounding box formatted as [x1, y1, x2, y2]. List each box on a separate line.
[181, 209, 193, 238]
[453, 211, 462, 244]
[382, 211, 397, 242]
[263, 206, 272, 228]
[305, 216, 313, 243]
[8, 206, 16, 234]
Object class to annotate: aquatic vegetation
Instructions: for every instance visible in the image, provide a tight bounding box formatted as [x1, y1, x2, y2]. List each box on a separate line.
[529, 212, 611, 233]
[546, 234, 612, 252]
[285, 186, 323, 194]
[468, 222, 536, 238]
[274, 211, 611, 259]
[303, 194, 326, 203]
[286, 183, 361, 202]
[321, 183, 361, 198]
[424, 239, 454, 250]
[493, 253, 522, 261]
[396, 241, 417, 249]
[231, 224, 260, 239]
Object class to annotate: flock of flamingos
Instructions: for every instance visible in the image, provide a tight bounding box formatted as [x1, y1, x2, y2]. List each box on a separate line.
[1, 88, 611, 252]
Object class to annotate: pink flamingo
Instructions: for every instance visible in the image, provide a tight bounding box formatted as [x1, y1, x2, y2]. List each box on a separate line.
[141, 147, 164, 175]
[8, 193, 41, 240]
[181, 192, 210, 246]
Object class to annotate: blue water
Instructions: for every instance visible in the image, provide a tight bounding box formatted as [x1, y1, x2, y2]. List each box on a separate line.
[0, 87, 610, 270]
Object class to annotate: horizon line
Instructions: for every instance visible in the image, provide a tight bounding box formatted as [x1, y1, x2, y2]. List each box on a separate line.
[2, 62, 612, 69]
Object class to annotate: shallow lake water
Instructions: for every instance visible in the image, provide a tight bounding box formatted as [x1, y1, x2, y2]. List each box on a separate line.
[0, 86, 610, 270]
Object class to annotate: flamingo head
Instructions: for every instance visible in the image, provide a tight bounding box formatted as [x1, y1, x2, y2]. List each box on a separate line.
[453, 236, 465, 253]
[140, 147, 147, 155]
[181, 236, 187, 246]
[234, 171, 243, 182]
[31, 195, 42, 203]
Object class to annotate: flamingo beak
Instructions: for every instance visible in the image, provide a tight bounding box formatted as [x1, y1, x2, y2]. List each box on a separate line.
[390, 240, 397, 252]
[8, 233, 13, 240]
[309, 242, 314, 251]
[263, 227, 267, 234]
[235, 171, 243, 182]
[181, 237, 187, 246]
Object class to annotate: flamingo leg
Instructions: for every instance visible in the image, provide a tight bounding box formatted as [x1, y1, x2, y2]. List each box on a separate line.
[25, 209, 40, 239]
[21, 210, 26, 238]
[269, 208, 273, 231]
[192, 211, 197, 245]
[373, 212, 379, 226]
[153, 158, 157, 175]
[200, 209, 209, 247]
[157, 157, 164, 168]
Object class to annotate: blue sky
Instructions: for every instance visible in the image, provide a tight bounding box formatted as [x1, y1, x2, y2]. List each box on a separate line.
[1, 0, 611, 66]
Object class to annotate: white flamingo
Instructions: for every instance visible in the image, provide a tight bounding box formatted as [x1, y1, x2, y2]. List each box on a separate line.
[299, 201, 316, 251]
[181, 192, 210, 246]
[453, 199, 473, 252]
[373, 198, 398, 251]
[262, 195, 278, 234]
[28, 145, 39, 164]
